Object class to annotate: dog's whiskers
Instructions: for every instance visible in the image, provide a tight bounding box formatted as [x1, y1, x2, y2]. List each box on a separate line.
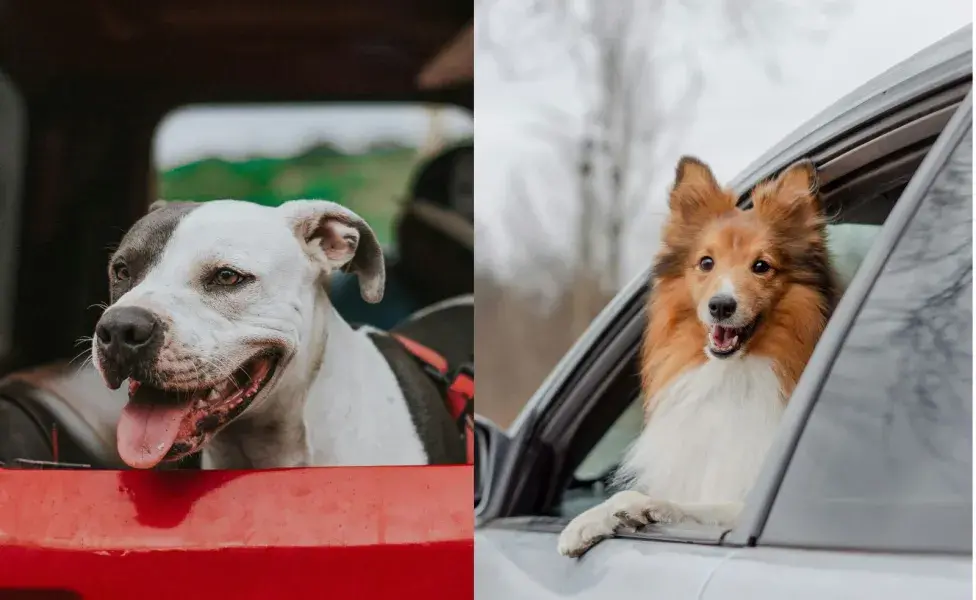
[69, 347, 93, 367]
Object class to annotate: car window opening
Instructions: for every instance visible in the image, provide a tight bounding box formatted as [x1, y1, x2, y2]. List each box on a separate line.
[549, 111, 954, 533]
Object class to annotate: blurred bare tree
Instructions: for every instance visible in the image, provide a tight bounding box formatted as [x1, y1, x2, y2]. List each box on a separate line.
[476, 0, 842, 426]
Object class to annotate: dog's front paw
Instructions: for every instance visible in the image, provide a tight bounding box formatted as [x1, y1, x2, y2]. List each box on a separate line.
[558, 509, 613, 558]
[558, 491, 668, 558]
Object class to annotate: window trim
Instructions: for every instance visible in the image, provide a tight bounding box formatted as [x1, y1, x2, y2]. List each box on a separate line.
[728, 25, 971, 196]
[736, 80, 968, 210]
[478, 285, 649, 521]
[482, 516, 728, 547]
[727, 90, 974, 548]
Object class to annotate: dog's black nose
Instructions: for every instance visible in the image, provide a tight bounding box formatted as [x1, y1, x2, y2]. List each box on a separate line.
[708, 296, 737, 320]
[96, 306, 159, 355]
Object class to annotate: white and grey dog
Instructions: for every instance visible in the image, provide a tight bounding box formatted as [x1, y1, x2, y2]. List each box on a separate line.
[91, 199, 464, 470]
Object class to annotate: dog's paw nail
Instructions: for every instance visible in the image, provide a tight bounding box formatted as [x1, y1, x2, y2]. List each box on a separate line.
[557, 538, 581, 557]
[559, 540, 591, 558]
[558, 523, 601, 558]
[644, 505, 675, 524]
[612, 511, 646, 529]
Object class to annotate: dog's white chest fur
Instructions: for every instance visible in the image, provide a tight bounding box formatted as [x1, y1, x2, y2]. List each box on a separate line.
[618, 355, 784, 504]
[302, 314, 429, 466]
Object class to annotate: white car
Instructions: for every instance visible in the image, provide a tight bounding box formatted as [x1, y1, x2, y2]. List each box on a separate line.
[475, 25, 972, 599]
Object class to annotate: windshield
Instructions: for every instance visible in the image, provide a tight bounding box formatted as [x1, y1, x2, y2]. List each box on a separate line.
[154, 103, 473, 248]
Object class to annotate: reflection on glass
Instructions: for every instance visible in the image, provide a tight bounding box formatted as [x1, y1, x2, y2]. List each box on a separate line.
[769, 127, 973, 551]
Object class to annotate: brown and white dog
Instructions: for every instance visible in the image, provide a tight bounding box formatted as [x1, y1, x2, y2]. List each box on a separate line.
[558, 157, 838, 557]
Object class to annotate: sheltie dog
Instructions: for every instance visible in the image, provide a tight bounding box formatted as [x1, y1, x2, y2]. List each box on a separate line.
[558, 156, 838, 557]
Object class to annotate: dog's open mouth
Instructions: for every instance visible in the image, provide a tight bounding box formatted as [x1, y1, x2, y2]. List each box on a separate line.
[708, 318, 760, 358]
[115, 352, 280, 469]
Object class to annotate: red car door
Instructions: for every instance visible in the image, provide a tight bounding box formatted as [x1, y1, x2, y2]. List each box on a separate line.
[0, 466, 473, 599]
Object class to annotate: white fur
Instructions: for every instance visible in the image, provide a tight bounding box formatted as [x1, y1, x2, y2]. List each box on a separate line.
[718, 276, 736, 297]
[558, 354, 784, 557]
[697, 295, 714, 325]
[96, 200, 427, 469]
[619, 355, 783, 501]
[301, 311, 428, 466]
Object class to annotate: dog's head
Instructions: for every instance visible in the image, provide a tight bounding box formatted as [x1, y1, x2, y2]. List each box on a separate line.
[93, 199, 384, 469]
[655, 156, 832, 359]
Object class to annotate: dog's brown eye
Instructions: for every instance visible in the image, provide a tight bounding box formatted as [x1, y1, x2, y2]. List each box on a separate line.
[698, 256, 714, 271]
[752, 260, 771, 274]
[212, 268, 244, 286]
[113, 263, 129, 281]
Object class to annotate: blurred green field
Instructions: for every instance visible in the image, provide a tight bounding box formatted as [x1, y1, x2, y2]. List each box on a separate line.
[158, 142, 422, 246]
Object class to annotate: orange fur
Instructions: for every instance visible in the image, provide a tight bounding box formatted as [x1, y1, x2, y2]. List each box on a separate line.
[641, 157, 836, 417]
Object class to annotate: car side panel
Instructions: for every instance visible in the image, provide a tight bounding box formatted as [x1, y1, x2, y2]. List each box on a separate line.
[476, 528, 733, 600]
[702, 547, 971, 600]
[0, 467, 473, 599]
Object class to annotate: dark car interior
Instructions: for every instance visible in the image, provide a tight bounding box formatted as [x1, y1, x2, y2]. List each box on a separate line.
[329, 142, 474, 331]
[475, 70, 973, 530]
[0, 0, 473, 469]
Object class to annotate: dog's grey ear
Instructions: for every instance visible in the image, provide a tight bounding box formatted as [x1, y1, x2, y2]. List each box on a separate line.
[148, 199, 201, 214]
[279, 200, 385, 303]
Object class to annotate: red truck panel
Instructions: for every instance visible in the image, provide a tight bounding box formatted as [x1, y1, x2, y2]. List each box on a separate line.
[0, 466, 473, 599]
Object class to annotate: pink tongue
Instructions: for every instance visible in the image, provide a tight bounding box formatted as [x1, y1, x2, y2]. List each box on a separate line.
[117, 395, 191, 469]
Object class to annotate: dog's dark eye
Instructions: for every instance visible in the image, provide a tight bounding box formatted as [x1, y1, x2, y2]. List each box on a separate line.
[211, 268, 245, 286]
[752, 260, 771, 274]
[112, 263, 129, 281]
[698, 256, 714, 272]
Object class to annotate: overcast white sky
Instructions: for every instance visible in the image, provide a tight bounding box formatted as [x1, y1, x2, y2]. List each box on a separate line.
[474, 0, 973, 286]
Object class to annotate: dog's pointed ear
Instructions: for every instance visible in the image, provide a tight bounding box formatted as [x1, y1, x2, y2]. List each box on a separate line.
[774, 159, 819, 204]
[674, 156, 720, 192]
[279, 200, 385, 303]
[668, 156, 735, 224]
[752, 160, 822, 227]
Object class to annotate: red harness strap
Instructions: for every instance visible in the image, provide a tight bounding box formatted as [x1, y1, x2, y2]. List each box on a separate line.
[391, 334, 474, 464]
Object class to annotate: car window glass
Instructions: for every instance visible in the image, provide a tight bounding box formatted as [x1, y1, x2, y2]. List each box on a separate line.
[556, 220, 886, 520]
[574, 400, 643, 482]
[152, 103, 474, 249]
[828, 223, 882, 290]
[762, 126, 973, 553]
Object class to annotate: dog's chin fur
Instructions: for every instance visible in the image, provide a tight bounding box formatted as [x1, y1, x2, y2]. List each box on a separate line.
[96, 344, 288, 464]
[169, 352, 286, 461]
